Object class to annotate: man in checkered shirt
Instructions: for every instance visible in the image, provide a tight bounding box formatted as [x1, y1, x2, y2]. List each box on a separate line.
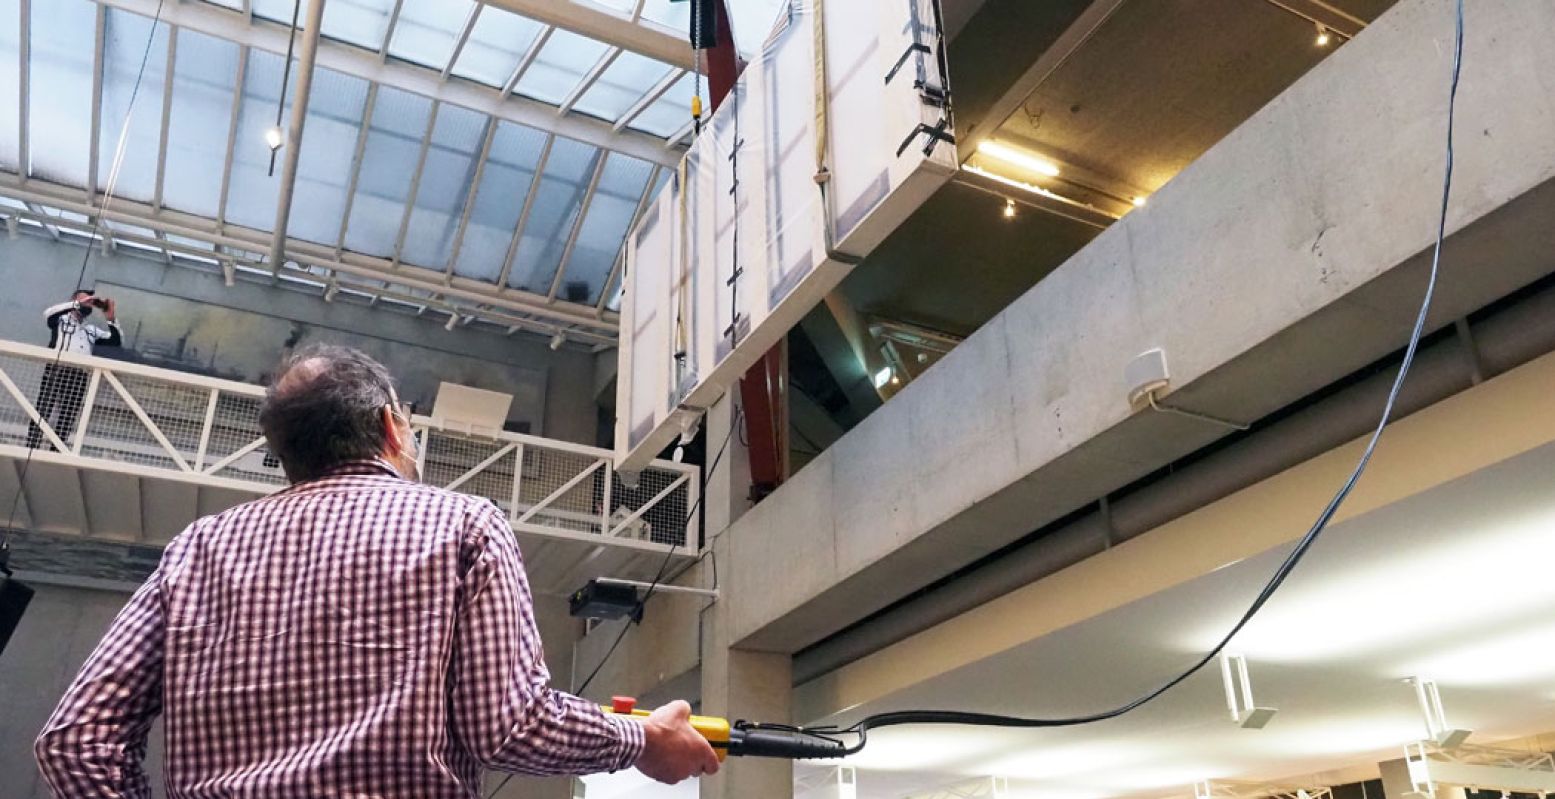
[35, 344, 719, 797]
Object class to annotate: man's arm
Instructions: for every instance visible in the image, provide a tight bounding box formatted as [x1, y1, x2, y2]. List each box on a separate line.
[448, 506, 646, 776]
[43, 300, 78, 331]
[34, 571, 165, 798]
[94, 299, 123, 347]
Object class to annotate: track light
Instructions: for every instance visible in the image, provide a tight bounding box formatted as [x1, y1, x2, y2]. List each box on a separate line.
[1003, 198, 1016, 218]
[1315, 23, 1332, 47]
[977, 140, 1060, 177]
[550, 331, 566, 351]
[264, 125, 285, 151]
[445, 313, 459, 331]
[1132, 196, 1147, 207]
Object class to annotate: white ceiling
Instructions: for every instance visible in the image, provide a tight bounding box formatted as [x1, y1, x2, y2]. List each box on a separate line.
[791, 440, 1555, 798]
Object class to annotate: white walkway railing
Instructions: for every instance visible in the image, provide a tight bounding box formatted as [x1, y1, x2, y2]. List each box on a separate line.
[0, 340, 698, 554]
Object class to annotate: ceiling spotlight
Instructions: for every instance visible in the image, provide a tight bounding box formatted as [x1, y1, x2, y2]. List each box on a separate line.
[263, 125, 285, 151]
[977, 140, 1060, 177]
[1131, 196, 1147, 207]
[1315, 24, 1332, 47]
[890, 374, 901, 385]
[549, 330, 566, 351]
[1003, 198, 1016, 218]
[872, 366, 893, 389]
[445, 313, 459, 331]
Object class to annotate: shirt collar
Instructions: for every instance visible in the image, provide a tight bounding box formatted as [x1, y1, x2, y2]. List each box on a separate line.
[283, 459, 404, 491]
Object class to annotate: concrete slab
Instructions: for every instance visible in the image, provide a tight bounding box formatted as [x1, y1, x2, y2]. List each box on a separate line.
[714, 0, 1555, 660]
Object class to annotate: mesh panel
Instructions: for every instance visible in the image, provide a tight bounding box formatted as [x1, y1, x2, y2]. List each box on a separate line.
[518, 446, 604, 535]
[81, 374, 204, 470]
[423, 431, 515, 514]
[613, 465, 690, 547]
[0, 354, 49, 447]
[204, 392, 284, 486]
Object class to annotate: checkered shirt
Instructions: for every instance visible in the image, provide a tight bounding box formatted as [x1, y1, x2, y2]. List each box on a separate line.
[35, 461, 644, 798]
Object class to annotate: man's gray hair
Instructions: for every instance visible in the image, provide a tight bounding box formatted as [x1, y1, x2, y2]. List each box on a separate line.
[259, 344, 398, 483]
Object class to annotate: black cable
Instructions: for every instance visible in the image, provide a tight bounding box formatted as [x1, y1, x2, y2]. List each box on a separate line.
[486, 409, 741, 799]
[575, 409, 740, 696]
[1, 0, 170, 560]
[268, 0, 303, 178]
[783, 0, 1467, 755]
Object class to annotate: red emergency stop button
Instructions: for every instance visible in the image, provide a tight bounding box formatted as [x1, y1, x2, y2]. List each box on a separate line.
[611, 696, 637, 714]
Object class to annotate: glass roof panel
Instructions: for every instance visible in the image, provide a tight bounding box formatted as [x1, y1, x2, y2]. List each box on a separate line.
[96, 10, 170, 204]
[343, 86, 432, 258]
[565, 153, 653, 305]
[506, 136, 602, 292]
[728, 0, 790, 57]
[577, 0, 634, 13]
[387, 0, 475, 70]
[27, 0, 96, 186]
[286, 67, 369, 245]
[451, 122, 547, 283]
[639, 0, 690, 33]
[321, 0, 399, 50]
[512, 29, 610, 106]
[629, 70, 695, 137]
[573, 51, 674, 124]
[223, 48, 290, 232]
[0, 0, 20, 170]
[163, 29, 239, 217]
[451, 6, 545, 88]
[400, 103, 487, 270]
[252, 0, 398, 50]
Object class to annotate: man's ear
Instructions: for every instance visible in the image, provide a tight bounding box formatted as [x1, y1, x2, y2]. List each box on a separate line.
[381, 406, 404, 455]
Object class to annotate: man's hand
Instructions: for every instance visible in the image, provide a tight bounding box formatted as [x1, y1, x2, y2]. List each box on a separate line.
[103, 298, 116, 322]
[634, 700, 721, 785]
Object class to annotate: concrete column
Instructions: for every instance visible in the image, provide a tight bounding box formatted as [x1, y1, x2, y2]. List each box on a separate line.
[699, 600, 793, 799]
[704, 393, 754, 538]
[1379, 757, 1466, 799]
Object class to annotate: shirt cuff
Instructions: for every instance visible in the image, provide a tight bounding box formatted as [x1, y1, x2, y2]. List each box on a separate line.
[602, 713, 647, 773]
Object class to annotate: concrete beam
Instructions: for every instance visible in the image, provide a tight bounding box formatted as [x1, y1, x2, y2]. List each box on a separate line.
[711, 0, 1555, 656]
[795, 348, 1555, 718]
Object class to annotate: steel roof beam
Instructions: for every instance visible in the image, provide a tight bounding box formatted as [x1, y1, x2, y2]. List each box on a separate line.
[87, 0, 682, 167]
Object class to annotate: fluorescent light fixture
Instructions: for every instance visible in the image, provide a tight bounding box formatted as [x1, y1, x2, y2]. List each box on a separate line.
[873, 366, 893, 388]
[978, 140, 1060, 177]
[264, 125, 285, 151]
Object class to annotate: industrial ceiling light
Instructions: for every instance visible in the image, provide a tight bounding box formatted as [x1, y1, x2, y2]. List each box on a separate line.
[977, 140, 1060, 177]
[1003, 198, 1016, 218]
[263, 125, 285, 152]
[1315, 23, 1332, 47]
[872, 366, 893, 388]
[550, 330, 567, 351]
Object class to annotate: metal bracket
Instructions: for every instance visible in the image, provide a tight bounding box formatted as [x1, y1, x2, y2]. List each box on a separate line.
[896, 118, 956, 158]
[594, 577, 718, 600]
[1221, 654, 1278, 729]
[885, 42, 932, 86]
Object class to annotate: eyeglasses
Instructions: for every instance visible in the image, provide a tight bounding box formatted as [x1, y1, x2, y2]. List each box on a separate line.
[387, 400, 413, 423]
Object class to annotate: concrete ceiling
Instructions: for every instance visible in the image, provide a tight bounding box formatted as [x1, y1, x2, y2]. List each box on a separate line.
[816, 0, 1400, 382]
[790, 440, 1555, 798]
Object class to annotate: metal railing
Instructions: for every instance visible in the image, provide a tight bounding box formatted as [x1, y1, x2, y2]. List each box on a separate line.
[0, 339, 698, 551]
